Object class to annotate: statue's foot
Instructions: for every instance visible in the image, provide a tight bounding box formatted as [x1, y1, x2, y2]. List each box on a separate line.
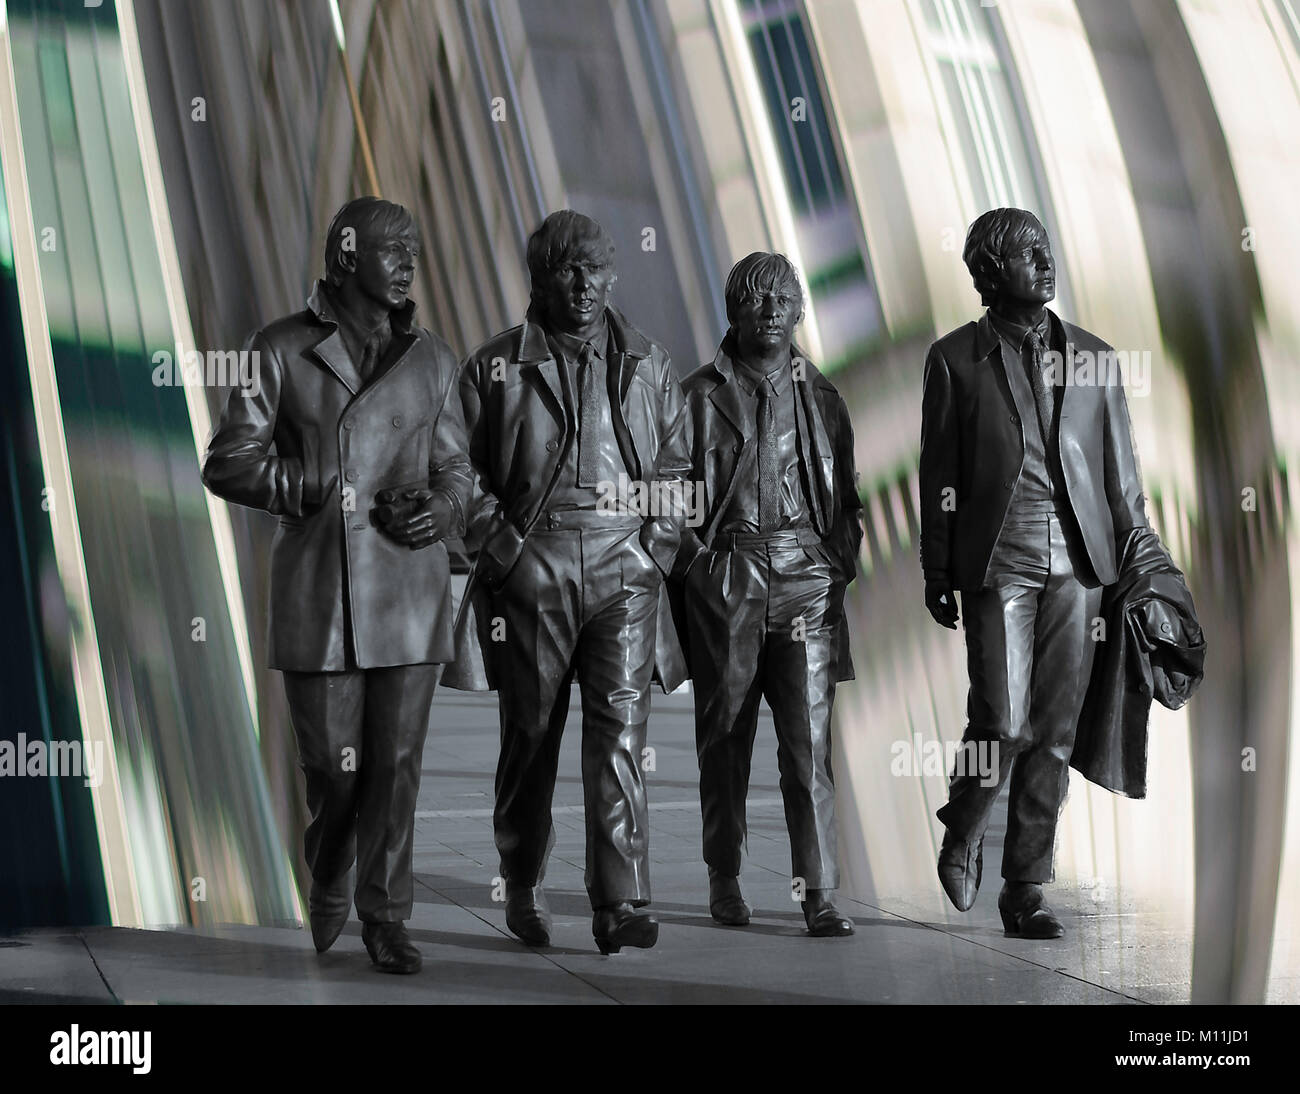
[998, 881, 1064, 939]
[505, 882, 552, 946]
[708, 868, 751, 926]
[593, 902, 659, 955]
[803, 889, 854, 937]
[937, 828, 983, 912]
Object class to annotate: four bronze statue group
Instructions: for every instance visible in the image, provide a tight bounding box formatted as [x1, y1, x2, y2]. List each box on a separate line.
[203, 199, 1198, 974]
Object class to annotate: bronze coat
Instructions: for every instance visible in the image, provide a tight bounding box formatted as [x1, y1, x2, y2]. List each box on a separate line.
[671, 341, 864, 682]
[202, 284, 472, 671]
[919, 310, 1148, 592]
[444, 307, 693, 692]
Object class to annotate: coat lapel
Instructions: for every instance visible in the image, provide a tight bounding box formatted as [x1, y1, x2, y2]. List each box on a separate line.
[516, 319, 566, 428]
[365, 330, 419, 390]
[794, 350, 835, 533]
[309, 329, 362, 394]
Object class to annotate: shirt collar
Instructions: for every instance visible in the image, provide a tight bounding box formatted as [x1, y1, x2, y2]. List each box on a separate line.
[987, 307, 1050, 349]
[732, 353, 792, 397]
[547, 318, 608, 364]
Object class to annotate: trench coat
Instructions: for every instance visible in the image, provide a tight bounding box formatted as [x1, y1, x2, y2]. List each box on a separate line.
[1070, 525, 1205, 797]
[202, 283, 473, 671]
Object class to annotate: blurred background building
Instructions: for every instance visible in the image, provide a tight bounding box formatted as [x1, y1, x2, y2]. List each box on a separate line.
[1, 0, 1297, 1003]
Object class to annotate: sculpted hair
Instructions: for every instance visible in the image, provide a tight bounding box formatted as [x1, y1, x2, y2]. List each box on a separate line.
[526, 210, 616, 321]
[324, 197, 419, 287]
[962, 208, 1046, 307]
[723, 251, 804, 333]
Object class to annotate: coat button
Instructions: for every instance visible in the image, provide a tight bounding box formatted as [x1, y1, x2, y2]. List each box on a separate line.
[546, 440, 558, 452]
[342, 419, 353, 430]
[345, 470, 357, 483]
[1003, 480, 1014, 489]
[1010, 414, 1018, 424]
[1161, 621, 1172, 634]
[352, 522, 366, 531]
[392, 416, 403, 428]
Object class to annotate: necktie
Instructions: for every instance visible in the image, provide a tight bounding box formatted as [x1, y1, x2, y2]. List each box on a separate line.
[577, 342, 600, 487]
[1023, 330, 1053, 446]
[757, 377, 779, 532]
[359, 331, 383, 386]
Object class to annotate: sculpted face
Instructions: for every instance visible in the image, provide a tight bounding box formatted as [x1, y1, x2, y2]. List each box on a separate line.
[351, 229, 420, 311]
[732, 277, 801, 362]
[537, 243, 615, 335]
[995, 227, 1055, 310]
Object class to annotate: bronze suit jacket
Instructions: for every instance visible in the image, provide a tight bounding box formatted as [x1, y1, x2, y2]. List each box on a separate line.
[444, 307, 693, 692]
[919, 309, 1148, 592]
[671, 341, 864, 682]
[202, 283, 473, 671]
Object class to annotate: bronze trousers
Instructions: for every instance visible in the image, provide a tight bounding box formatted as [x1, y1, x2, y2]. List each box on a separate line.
[490, 517, 659, 909]
[282, 663, 438, 922]
[685, 530, 844, 889]
[937, 511, 1102, 882]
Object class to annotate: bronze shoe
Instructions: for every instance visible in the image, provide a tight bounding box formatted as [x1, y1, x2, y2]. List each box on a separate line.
[361, 921, 423, 974]
[592, 902, 659, 955]
[998, 882, 1065, 939]
[937, 829, 983, 912]
[308, 873, 351, 954]
[708, 868, 751, 926]
[505, 882, 552, 946]
[803, 890, 854, 937]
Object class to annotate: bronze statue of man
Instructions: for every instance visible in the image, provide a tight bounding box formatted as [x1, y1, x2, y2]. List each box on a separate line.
[919, 208, 1149, 938]
[203, 197, 472, 973]
[674, 252, 862, 937]
[458, 210, 691, 954]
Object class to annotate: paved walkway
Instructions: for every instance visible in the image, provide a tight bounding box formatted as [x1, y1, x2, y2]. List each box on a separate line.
[2, 690, 1192, 1004]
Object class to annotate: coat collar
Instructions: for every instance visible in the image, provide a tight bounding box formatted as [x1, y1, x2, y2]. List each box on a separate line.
[513, 307, 650, 412]
[513, 306, 650, 363]
[305, 280, 418, 394]
[704, 335, 833, 441]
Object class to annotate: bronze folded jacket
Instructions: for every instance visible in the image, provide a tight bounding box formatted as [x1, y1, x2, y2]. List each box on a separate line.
[1071, 525, 1205, 798]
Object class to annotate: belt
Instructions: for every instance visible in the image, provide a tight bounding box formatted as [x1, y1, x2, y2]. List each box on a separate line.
[713, 526, 821, 551]
[534, 508, 643, 531]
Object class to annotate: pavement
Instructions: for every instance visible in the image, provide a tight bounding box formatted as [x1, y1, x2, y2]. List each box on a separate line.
[1, 689, 1194, 1004]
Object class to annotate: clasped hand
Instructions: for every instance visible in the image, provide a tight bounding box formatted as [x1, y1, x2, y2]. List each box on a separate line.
[375, 487, 454, 549]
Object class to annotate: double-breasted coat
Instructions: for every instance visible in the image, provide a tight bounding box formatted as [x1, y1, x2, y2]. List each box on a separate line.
[202, 283, 473, 671]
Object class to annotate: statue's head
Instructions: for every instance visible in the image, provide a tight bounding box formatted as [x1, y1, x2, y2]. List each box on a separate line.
[962, 208, 1055, 311]
[526, 210, 617, 334]
[324, 196, 421, 311]
[724, 251, 804, 362]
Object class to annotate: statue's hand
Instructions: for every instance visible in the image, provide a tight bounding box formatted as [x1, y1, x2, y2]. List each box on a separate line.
[381, 488, 454, 549]
[925, 577, 959, 629]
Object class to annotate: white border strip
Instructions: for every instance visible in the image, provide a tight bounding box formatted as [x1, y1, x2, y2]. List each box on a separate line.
[0, 0, 143, 926]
